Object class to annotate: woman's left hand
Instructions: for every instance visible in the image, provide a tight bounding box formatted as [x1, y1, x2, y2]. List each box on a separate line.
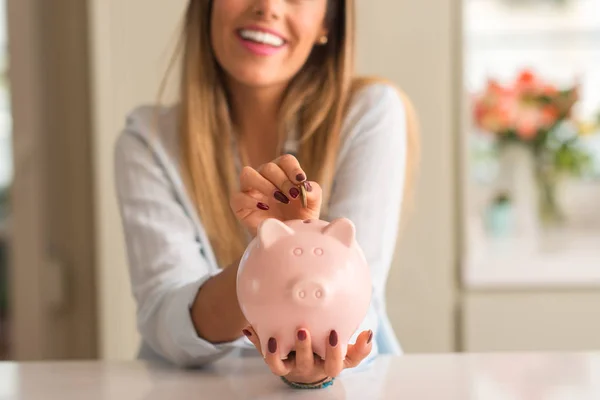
[242, 326, 374, 384]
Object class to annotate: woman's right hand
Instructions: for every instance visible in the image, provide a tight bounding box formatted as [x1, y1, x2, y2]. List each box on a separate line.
[229, 154, 323, 236]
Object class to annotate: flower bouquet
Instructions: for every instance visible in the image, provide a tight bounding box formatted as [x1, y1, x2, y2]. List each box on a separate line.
[473, 69, 598, 226]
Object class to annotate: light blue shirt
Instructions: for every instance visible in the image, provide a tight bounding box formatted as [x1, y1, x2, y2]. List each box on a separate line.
[113, 83, 407, 368]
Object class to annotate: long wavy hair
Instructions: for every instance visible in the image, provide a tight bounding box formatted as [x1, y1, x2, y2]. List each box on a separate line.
[162, 0, 419, 268]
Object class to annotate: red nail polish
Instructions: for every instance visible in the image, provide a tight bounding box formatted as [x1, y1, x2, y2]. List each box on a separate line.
[289, 187, 300, 199]
[329, 330, 338, 347]
[268, 337, 277, 353]
[296, 173, 306, 182]
[367, 330, 373, 344]
[242, 329, 252, 337]
[304, 181, 313, 192]
[297, 330, 307, 341]
[257, 202, 269, 211]
[274, 191, 290, 204]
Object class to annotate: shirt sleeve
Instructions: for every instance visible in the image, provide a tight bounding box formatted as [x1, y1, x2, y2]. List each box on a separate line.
[113, 129, 243, 367]
[326, 83, 407, 350]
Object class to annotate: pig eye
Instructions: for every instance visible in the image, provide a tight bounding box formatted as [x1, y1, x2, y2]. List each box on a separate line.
[313, 248, 324, 256]
[293, 248, 303, 256]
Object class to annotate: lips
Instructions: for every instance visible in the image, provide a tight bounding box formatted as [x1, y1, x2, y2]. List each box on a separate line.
[237, 26, 288, 56]
[239, 29, 285, 47]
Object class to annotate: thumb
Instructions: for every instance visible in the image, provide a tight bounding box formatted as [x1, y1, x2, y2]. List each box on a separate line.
[303, 181, 322, 213]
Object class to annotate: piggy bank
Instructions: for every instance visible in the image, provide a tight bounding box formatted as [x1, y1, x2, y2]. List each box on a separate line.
[236, 217, 372, 360]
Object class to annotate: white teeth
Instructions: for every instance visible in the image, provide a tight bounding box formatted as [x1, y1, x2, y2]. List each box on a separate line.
[239, 29, 284, 47]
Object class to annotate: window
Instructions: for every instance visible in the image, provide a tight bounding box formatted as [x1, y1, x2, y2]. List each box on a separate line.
[463, 0, 600, 287]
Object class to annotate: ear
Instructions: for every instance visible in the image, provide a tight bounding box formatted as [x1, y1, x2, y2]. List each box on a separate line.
[258, 218, 295, 248]
[315, 26, 328, 45]
[322, 218, 355, 248]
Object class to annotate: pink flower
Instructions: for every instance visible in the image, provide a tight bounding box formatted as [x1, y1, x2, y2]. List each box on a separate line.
[515, 69, 539, 94]
[540, 106, 559, 127]
[472, 69, 580, 142]
[515, 121, 539, 140]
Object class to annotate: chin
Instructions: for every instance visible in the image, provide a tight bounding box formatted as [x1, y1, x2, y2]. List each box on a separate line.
[229, 68, 290, 90]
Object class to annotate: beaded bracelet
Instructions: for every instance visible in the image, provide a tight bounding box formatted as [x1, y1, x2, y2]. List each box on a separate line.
[280, 376, 335, 389]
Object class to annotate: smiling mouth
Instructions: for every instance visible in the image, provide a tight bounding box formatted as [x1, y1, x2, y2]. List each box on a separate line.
[238, 29, 286, 48]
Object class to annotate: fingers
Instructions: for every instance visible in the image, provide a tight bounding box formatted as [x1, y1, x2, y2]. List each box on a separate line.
[264, 337, 292, 376]
[344, 330, 374, 369]
[324, 330, 344, 378]
[230, 191, 270, 219]
[256, 162, 299, 203]
[294, 329, 315, 375]
[302, 181, 323, 212]
[242, 326, 263, 357]
[240, 166, 289, 205]
[239, 154, 309, 206]
[273, 154, 307, 185]
[244, 328, 292, 376]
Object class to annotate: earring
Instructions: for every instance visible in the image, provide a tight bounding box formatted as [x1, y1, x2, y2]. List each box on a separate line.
[318, 35, 328, 45]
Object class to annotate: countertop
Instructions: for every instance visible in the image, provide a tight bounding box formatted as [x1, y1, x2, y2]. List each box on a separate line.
[1, 352, 600, 399]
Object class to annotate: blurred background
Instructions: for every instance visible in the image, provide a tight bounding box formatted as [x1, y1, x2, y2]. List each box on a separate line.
[1, 0, 600, 361]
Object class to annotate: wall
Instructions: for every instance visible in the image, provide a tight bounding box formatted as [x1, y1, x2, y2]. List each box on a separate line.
[87, 0, 188, 359]
[355, 0, 461, 352]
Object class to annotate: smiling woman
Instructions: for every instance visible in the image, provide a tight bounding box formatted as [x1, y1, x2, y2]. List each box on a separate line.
[210, 0, 329, 87]
[114, 0, 418, 390]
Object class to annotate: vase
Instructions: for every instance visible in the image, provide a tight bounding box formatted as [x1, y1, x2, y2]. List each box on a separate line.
[485, 200, 514, 238]
[534, 159, 564, 227]
[496, 143, 540, 238]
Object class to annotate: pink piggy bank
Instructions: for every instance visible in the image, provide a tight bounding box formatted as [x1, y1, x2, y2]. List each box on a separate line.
[236, 217, 372, 360]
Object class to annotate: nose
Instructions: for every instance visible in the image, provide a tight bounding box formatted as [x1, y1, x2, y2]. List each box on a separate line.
[291, 280, 328, 306]
[252, 0, 282, 20]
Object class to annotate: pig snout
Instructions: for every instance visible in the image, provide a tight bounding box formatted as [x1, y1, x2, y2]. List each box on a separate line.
[291, 280, 329, 306]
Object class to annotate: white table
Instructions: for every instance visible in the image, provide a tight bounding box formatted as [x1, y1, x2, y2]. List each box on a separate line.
[1, 352, 600, 399]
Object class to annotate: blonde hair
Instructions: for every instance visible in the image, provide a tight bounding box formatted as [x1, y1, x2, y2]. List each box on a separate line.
[163, 0, 419, 268]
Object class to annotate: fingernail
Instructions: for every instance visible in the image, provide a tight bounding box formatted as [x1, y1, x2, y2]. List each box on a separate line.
[296, 173, 306, 182]
[289, 187, 300, 199]
[257, 202, 269, 211]
[297, 330, 307, 341]
[304, 181, 313, 193]
[274, 191, 290, 204]
[367, 330, 373, 344]
[268, 337, 277, 353]
[242, 329, 252, 337]
[329, 330, 338, 347]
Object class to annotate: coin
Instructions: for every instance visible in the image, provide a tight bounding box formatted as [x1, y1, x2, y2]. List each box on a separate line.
[299, 183, 307, 208]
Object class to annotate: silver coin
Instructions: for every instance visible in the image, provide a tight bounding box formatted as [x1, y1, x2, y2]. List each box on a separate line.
[300, 183, 308, 208]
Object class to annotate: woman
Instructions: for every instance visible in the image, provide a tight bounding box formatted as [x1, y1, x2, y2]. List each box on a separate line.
[114, 0, 418, 390]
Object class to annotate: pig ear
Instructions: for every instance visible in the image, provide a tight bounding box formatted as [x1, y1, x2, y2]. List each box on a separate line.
[258, 218, 295, 248]
[322, 218, 355, 248]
